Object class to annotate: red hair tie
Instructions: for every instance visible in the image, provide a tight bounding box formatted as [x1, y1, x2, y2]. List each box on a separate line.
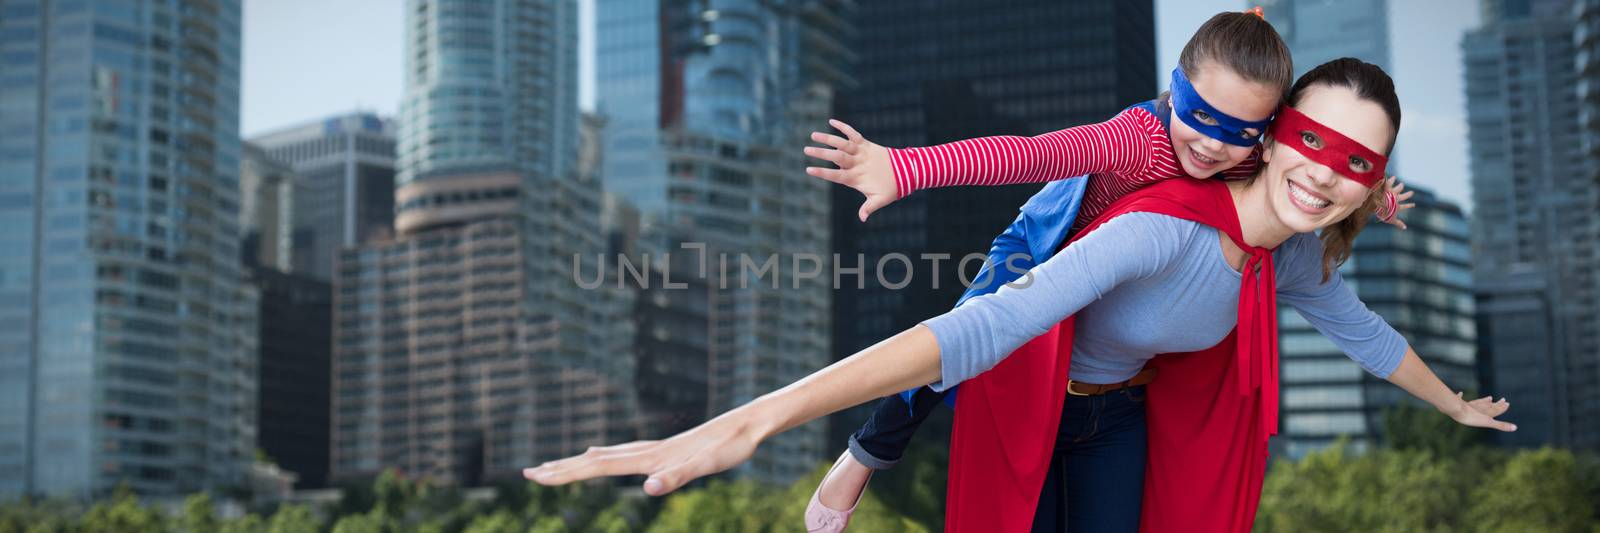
[1247, 6, 1265, 19]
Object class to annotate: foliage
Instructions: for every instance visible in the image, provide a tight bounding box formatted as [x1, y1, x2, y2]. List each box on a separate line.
[2, 435, 1596, 533]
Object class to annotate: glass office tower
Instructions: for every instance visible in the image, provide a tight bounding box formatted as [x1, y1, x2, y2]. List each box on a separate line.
[0, 0, 256, 498]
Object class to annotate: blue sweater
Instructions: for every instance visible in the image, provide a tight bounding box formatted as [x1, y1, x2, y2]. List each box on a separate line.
[925, 211, 1407, 389]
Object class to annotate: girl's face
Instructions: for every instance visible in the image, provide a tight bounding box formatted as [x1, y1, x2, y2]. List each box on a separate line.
[1260, 85, 1395, 233]
[1169, 60, 1280, 178]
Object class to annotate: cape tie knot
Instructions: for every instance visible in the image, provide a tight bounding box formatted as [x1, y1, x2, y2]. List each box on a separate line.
[1234, 242, 1280, 440]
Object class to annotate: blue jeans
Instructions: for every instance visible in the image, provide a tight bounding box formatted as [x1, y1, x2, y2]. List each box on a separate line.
[847, 386, 947, 469]
[1031, 385, 1148, 533]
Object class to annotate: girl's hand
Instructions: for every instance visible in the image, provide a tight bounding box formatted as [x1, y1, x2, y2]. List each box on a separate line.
[1376, 176, 1417, 230]
[805, 119, 896, 221]
[1445, 391, 1516, 432]
[523, 408, 768, 496]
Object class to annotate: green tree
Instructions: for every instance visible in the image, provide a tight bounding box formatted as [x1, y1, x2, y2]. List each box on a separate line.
[1255, 442, 1463, 532]
[80, 486, 166, 533]
[0, 497, 75, 533]
[1382, 404, 1485, 457]
[264, 504, 320, 533]
[217, 514, 264, 533]
[461, 509, 523, 533]
[527, 516, 568, 533]
[180, 493, 217, 533]
[644, 480, 776, 533]
[371, 469, 415, 523]
[328, 512, 383, 533]
[589, 507, 632, 533]
[1464, 448, 1600, 533]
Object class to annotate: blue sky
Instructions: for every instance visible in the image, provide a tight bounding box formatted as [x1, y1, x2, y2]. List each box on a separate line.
[242, 0, 1477, 208]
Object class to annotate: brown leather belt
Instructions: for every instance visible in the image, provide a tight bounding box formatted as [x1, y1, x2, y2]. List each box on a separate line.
[1066, 368, 1156, 397]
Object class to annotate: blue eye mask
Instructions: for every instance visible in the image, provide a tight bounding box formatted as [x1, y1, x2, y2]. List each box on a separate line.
[1168, 67, 1274, 147]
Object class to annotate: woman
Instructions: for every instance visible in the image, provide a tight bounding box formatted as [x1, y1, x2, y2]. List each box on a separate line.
[524, 59, 1514, 532]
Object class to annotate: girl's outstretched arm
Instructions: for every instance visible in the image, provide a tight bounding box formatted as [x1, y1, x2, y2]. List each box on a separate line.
[523, 325, 943, 496]
[806, 111, 1154, 221]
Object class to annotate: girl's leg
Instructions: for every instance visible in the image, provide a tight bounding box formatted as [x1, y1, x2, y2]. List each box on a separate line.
[815, 386, 947, 511]
[846, 386, 948, 469]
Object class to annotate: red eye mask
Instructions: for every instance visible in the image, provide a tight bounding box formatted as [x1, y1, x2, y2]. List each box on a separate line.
[1267, 105, 1389, 188]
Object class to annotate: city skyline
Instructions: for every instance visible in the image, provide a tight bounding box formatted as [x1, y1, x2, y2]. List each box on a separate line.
[244, 0, 1480, 211]
[0, 0, 1591, 510]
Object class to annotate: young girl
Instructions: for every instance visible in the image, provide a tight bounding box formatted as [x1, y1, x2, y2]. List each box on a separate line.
[802, 10, 1410, 531]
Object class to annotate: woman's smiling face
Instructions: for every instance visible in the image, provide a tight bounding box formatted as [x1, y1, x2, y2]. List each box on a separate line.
[1260, 84, 1395, 233]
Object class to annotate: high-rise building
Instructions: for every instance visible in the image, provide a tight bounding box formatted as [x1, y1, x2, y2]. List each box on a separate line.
[250, 268, 331, 489]
[595, 0, 848, 484]
[828, 1, 1156, 448]
[240, 142, 304, 272]
[1579, 0, 1600, 178]
[250, 113, 397, 280]
[239, 143, 332, 489]
[0, 0, 256, 498]
[1260, 0, 1392, 77]
[601, 193, 717, 441]
[1277, 186, 1478, 457]
[330, 0, 630, 486]
[1464, 0, 1600, 450]
[1475, 265, 1564, 447]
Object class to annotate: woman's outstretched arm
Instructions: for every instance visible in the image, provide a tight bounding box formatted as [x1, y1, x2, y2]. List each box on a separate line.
[524, 212, 1183, 495]
[1386, 347, 1516, 431]
[523, 325, 943, 496]
[1275, 234, 1514, 432]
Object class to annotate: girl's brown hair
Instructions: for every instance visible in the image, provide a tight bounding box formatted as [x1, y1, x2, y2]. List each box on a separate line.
[1178, 12, 1295, 97]
[1275, 58, 1403, 282]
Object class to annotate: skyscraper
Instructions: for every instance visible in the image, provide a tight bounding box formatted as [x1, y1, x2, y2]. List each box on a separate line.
[239, 143, 332, 489]
[250, 112, 397, 280]
[1475, 266, 1563, 446]
[1464, 0, 1600, 450]
[828, 1, 1156, 448]
[250, 267, 331, 489]
[1579, 0, 1600, 177]
[601, 192, 718, 442]
[1260, 0, 1392, 77]
[239, 142, 303, 272]
[330, 0, 630, 486]
[0, 0, 256, 498]
[595, 0, 848, 484]
[1277, 186, 1478, 457]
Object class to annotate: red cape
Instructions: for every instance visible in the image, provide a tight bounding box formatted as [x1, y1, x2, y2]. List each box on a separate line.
[945, 179, 1281, 532]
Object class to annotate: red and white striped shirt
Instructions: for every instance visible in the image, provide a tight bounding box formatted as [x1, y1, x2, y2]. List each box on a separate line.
[886, 102, 1262, 232]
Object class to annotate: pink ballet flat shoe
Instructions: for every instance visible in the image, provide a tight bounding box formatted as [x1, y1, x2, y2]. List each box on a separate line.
[805, 452, 872, 533]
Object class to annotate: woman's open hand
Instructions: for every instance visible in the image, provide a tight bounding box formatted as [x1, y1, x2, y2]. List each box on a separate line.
[523, 408, 770, 496]
[805, 119, 896, 221]
[1445, 392, 1516, 432]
